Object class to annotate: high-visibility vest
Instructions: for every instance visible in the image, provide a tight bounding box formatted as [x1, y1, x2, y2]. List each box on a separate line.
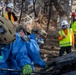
[58, 28, 72, 47]
[71, 21, 76, 34]
[3, 12, 14, 23]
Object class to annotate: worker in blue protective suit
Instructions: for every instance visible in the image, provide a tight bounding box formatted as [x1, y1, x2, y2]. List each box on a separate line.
[0, 32, 33, 75]
[0, 17, 34, 75]
[30, 29, 47, 46]
[16, 25, 46, 68]
[25, 28, 47, 67]
[26, 39, 46, 67]
[29, 33, 44, 45]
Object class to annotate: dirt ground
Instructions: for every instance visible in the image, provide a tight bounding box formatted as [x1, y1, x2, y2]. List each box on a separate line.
[40, 30, 59, 61]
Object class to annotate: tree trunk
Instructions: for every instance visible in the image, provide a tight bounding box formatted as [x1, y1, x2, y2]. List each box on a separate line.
[52, 0, 66, 16]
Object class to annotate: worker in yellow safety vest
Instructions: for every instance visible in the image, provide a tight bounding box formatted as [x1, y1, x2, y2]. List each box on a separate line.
[71, 13, 76, 48]
[58, 20, 74, 56]
[3, 3, 18, 27]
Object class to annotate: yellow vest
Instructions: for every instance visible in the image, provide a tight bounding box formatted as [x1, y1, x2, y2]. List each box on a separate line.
[59, 28, 72, 47]
[3, 12, 14, 23]
[72, 21, 76, 34]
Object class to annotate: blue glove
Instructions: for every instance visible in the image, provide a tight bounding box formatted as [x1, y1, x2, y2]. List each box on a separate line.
[22, 64, 32, 75]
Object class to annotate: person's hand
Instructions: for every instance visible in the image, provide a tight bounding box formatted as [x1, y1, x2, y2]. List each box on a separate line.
[22, 64, 32, 75]
[13, 22, 18, 27]
[72, 45, 74, 47]
[72, 45, 75, 50]
[62, 35, 66, 38]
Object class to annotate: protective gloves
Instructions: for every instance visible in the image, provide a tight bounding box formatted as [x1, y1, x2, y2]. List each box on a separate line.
[22, 64, 32, 75]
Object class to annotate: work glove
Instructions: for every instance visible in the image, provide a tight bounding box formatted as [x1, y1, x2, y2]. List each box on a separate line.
[22, 64, 32, 75]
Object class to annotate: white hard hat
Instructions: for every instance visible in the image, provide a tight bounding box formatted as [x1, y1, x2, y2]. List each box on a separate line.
[7, 3, 14, 9]
[61, 20, 68, 26]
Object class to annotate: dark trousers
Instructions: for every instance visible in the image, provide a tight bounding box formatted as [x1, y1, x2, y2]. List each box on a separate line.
[59, 46, 72, 56]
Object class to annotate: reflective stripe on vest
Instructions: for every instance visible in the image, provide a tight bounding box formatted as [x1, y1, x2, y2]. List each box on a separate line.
[59, 28, 72, 47]
[72, 21, 76, 34]
[3, 12, 14, 23]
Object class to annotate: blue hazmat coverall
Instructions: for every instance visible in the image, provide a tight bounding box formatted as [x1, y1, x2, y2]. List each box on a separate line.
[26, 38, 46, 67]
[0, 33, 33, 75]
[0, 33, 46, 75]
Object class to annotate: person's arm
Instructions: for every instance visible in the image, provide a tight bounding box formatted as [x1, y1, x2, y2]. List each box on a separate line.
[12, 12, 17, 21]
[16, 45, 33, 75]
[26, 40, 46, 67]
[12, 35, 33, 68]
[13, 43, 33, 74]
[58, 34, 64, 41]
